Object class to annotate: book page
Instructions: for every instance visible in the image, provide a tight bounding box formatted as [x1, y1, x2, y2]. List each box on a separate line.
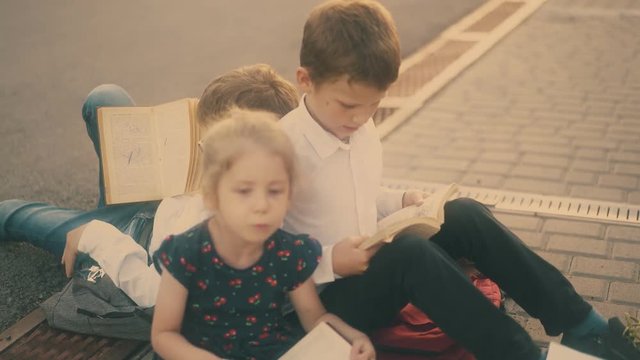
[359, 183, 458, 250]
[99, 107, 163, 204]
[279, 322, 351, 360]
[152, 99, 193, 197]
[547, 342, 602, 359]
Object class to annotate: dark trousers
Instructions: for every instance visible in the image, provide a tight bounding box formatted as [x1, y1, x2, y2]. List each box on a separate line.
[320, 198, 592, 360]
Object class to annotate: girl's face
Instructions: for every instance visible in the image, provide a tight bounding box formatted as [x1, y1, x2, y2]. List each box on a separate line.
[208, 146, 290, 246]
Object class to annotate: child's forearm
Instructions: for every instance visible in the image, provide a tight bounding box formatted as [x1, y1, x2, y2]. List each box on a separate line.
[152, 331, 222, 360]
[316, 313, 368, 343]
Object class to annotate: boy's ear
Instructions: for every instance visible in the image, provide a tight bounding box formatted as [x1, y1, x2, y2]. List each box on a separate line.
[296, 67, 313, 93]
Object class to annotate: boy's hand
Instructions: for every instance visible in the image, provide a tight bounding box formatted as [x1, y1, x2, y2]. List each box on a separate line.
[332, 236, 380, 277]
[61, 224, 88, 278]
[350, 335, 376, 360]
[402, 190, 428, 208]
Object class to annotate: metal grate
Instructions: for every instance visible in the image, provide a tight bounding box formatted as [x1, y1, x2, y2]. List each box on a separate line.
[465, 1, 525, 32]
[373, 107, 397, 125]
[0, 319, 148, 360]
[382, 178, 640, 225]
[387, 40, 476, 97]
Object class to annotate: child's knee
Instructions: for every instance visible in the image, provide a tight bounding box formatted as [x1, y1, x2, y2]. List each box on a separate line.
[389, 234, 442, 262]
[82, 84, 135, 124]
[444, 197, 488, 221]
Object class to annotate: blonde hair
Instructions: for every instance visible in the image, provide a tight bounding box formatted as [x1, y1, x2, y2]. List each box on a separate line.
[197, 64, 299, 127]
[199, 109, 296, 200]
[300, 0, 400, 89]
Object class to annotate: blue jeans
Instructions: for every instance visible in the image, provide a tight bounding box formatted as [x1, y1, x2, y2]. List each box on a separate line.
[0, 84, 159, 258]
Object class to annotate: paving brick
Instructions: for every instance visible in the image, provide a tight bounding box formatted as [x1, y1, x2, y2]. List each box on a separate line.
[613, 242, 640, 261]
[470, 161, 512, 175]
[520, 126, 558, 137]
[607, 131, 640, 142]
[571, 159, 610, 172]
[535, 110, 582, 122]
[479, 151, 520, 163]
[571, 257, 638, 281]
[535, 251, 572, 273]
[573, 139, 619, 151]
[543, 219, 603, 237]
[560, 128, 603, 139]
[609, 282, 640, 305]
[621, 142, 640, 152]
[566, 275, 609, 301]
[520, 154, 570, 168]
[610, 124, 640, 135]
[564, 170, 596, 185]
[512, 230, 545, 249]
[609, 151, 640, 163]
[590, 301, 639, 320]
[479, 141, 519, 151]
[607, 225, 640, 243]
[614, 163, 640, 176]
[598, 174, 638, 190]
[576, 148, 606, 160]
[511, 164, 565, 181]
[383, 166, 410, 178]
[435, 147, 482, 160]
[408, 169, 464, 184]
[414, 157, 471, 172]
[493, 213, 541, 231]
[628, 191, 640, 205]
[460, 173, 506, 188]
[518, 134, 571, 146]
[504, 177, 567, 195]
[569, 185, 626, 202]
[519, 143, 573, 156]
[547, 235, 609, 257]
[383, 153, 414, 166]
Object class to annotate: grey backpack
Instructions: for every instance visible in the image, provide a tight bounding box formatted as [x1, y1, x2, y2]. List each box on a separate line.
[40, 205, 157, 340]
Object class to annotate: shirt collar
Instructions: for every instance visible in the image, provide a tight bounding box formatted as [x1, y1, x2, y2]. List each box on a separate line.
[298, 94, 351, 159]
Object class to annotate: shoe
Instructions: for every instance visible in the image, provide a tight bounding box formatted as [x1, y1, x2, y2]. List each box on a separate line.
[561, 316, 640, 360]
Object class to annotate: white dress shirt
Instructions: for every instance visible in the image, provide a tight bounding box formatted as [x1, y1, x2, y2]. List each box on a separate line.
[279, 96, 404, 284]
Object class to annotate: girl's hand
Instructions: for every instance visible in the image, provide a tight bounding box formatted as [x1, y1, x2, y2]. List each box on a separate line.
[350, 335, 376, 360]
[402, 190, 428, 208]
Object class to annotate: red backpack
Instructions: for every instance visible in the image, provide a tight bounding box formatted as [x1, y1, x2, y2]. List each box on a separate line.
[371, 275, 503, 360]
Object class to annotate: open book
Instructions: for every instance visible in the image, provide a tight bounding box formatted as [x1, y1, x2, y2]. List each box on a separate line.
[97, 98, 201, 204]
[359, 183, 459, 250]
[279, 322, 351, 360]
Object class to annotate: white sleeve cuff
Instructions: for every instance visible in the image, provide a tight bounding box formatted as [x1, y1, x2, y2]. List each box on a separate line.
[312, 244, 337, 285]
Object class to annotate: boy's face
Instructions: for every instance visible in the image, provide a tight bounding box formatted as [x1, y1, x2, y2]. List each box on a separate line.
[207, 147, 290, 246]
[297, 68, 386, 140]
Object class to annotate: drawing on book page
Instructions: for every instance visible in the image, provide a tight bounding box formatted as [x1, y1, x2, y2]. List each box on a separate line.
[105, 112, 163, 202]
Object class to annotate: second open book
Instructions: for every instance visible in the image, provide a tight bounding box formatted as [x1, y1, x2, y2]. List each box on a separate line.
[358, 183, 459, 250]
[97, 98, 201, 205]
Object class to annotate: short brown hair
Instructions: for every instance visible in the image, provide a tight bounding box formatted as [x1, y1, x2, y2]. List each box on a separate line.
[196, 64, 299, 127]
[300, 0, 401, 90]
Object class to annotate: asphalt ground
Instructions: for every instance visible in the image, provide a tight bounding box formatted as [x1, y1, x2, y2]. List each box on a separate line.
[0, 0, 484, 332]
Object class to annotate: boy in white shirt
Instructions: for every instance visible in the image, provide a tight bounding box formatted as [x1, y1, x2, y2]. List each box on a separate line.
[278, 1, 638, 360]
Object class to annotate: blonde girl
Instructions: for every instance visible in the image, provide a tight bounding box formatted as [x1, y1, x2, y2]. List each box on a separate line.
[151, 110, 375, 360]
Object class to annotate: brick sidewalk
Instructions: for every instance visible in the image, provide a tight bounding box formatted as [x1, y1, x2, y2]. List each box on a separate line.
[382, 0, 640, 346]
